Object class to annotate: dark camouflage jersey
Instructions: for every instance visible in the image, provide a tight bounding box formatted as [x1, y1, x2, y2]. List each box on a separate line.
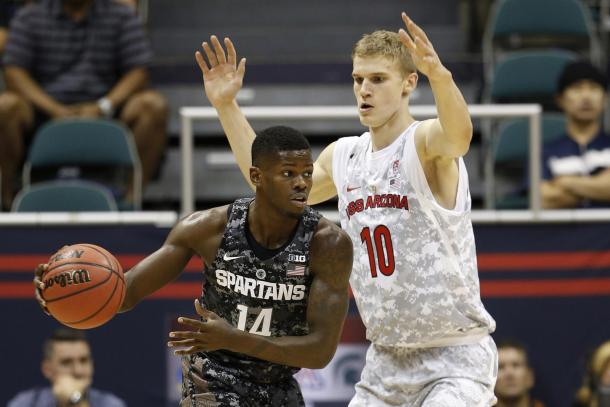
[181, 198, 320, 406]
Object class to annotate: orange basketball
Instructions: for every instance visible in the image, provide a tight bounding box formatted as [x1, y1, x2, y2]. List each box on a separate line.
[42, 243, 125, 329]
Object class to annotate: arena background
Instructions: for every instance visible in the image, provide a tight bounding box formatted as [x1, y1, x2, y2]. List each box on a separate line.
[2, 0, 610, 406]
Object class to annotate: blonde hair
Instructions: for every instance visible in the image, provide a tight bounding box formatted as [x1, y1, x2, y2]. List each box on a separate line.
[351, 30, 416, 77]
[575, 340, 610, 407]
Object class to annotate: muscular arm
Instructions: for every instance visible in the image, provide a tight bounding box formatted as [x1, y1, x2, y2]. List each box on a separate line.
[170, 220, 354, 369]
[400, 14, 472, 162]
[120, 207, 227, 311]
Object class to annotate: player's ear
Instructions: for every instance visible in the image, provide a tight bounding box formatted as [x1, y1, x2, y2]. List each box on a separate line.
[250, 166, 262, 186]
[402, 71, 418, 96]
[41, 360, 53, 381]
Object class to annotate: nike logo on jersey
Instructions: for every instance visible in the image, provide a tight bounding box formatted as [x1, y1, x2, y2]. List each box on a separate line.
[347, 185, 361, 192]
[223, 254, 243, 261]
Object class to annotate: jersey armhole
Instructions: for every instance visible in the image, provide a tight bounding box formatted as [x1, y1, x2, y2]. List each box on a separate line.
[405, 130, 470, 214]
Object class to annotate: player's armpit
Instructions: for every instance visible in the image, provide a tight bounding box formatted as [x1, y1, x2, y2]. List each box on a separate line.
[307, 141, 338, 205]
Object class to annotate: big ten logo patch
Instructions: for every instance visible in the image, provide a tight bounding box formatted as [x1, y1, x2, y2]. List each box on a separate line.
[288, 254, 306, 263]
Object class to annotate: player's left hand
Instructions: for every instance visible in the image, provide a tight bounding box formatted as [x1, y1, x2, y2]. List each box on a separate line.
[398, 12, 450, 82]
[168, 299, 236, 354]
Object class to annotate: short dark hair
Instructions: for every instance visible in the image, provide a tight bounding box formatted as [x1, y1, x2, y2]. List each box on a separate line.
[43, 328, 88, 360]
[496, 338, 531, 366]
[251, 126, 311, 166]
[558, 61, 607, 94]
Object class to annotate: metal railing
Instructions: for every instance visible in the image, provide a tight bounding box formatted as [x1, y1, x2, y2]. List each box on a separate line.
[180, 104, 543, 216]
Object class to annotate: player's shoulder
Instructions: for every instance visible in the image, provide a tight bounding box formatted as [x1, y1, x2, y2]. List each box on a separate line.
[312, 218, 352, 256]
[7, 387, 50, 407]
[175, 205, 230, 237]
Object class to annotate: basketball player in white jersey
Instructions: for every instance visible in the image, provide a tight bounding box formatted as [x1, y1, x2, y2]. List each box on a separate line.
[196, 11, 497, 406]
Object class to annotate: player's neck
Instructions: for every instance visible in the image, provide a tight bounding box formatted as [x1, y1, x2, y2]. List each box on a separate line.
[368, 110, 414, 152]
[247, 200, 299, 249]
[567, 118, 600, 146]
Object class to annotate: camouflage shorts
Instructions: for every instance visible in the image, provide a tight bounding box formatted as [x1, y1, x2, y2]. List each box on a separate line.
[349, 336, 498, 406]
[180, 354, 305, 407]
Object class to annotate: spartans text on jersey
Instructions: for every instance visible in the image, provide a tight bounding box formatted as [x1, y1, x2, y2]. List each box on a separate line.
[215, 269, 306, 301]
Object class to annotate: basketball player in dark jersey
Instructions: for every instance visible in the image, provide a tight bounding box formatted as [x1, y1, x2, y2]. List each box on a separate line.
[33, 126, 353, 407]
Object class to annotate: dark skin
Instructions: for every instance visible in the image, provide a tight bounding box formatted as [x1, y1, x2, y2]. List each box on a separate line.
[34, 149, 353, 370]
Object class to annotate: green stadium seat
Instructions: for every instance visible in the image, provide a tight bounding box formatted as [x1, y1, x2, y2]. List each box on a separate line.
[12, 180, 118, 212]
[23, 119, 142, 210]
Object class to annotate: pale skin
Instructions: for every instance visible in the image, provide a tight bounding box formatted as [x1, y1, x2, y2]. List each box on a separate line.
[42, 341, 93, 407]
[196, 12, 473, 209]
[494, 347, 534, 407]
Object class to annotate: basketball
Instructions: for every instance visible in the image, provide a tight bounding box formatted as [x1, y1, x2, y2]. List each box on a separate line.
[42, 243, 125, 329]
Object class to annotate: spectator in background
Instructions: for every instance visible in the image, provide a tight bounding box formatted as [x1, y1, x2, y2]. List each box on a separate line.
[495, 339, 546, 407]
[0, 0, 167, 210]
[574, 340, 610, 407]
[541, 61, 610, 209]
[7, 328, 126, 407]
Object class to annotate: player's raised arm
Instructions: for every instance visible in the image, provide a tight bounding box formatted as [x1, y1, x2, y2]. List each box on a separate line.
[196, 35, 254, 188]
[119, 207, 226, 312]
[168, 220, 353, 369]
[196, 36, 338, 204]
[399, 12, 473, 160]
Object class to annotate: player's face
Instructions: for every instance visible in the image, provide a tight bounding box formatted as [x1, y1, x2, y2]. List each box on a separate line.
[494, 348, 533, 400]
[257, 150, 314, 218]
[42, 341, 94, 388]
[558, 80, 606, 123]
[352, 56, 414, 128]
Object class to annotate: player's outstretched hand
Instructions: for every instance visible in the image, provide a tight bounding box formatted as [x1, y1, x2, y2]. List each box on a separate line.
[168, 299, 236, 354]
[398, 12, 450, 82]
[196, 35, 246, 108]
[33, 263, 50, 315]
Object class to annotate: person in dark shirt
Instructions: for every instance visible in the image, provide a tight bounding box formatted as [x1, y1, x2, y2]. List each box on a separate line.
[7, 328, 126, 407]
[0, 0, 167, 210]
[541, 61, 610, 208]
[34, 127, 354, 406]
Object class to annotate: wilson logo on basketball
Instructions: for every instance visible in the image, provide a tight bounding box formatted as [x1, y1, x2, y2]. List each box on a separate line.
[49, 250, 85, 264]
[44, 269, 92, 288]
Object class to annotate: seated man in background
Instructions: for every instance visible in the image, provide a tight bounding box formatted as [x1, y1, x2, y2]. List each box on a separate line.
[495, 339, 546, 407]
[541, 61, 610, 209]
[8, 328, 126, 407]
[0, 0, 167, 210]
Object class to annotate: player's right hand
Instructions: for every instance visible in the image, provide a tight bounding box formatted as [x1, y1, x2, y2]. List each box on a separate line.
[196, 35, 246, 108]
[34, 263, 50, 316]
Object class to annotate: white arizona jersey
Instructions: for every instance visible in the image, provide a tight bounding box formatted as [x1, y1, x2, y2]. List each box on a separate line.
[332, 121, 495, 348]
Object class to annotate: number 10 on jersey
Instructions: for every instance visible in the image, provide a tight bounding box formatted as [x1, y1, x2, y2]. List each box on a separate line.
[360, 225, 395, 277]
